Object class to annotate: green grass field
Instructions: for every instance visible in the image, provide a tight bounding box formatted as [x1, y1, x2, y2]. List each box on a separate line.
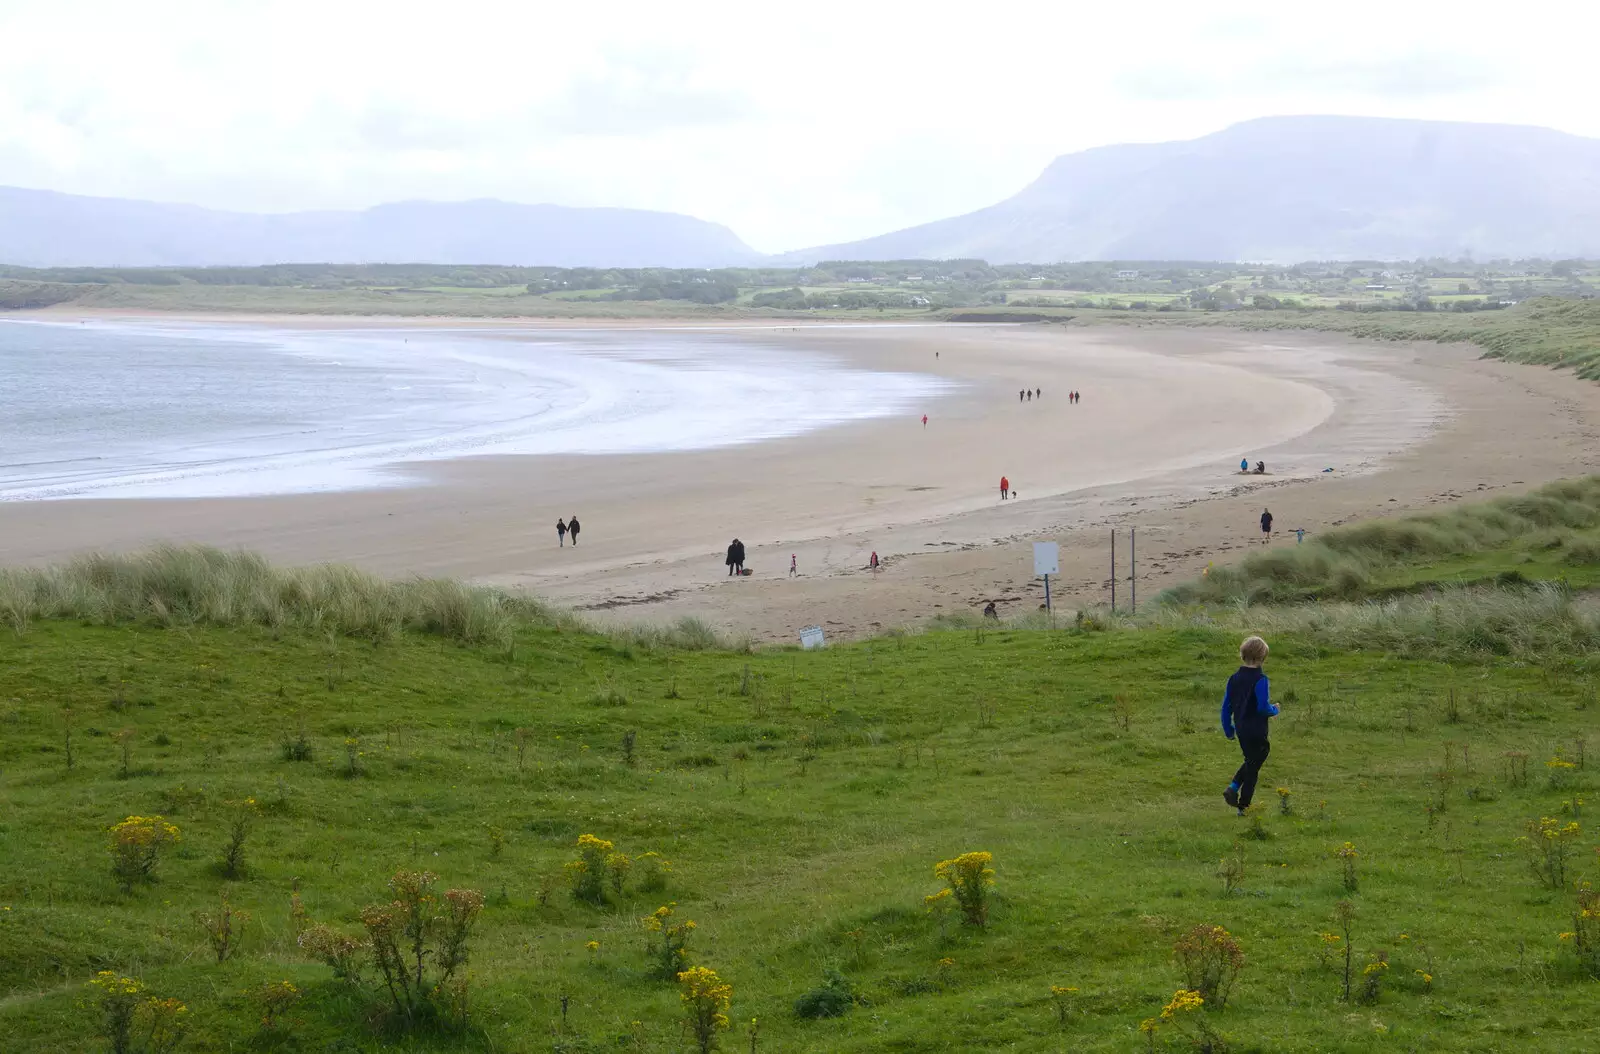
[3, 561, 1598, 1051]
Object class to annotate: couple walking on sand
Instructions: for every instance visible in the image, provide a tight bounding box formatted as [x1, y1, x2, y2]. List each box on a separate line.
[556, 516, 582, 546]
[725, 538, 746, 576]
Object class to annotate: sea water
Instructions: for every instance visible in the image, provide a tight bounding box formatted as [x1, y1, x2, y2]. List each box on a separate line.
[0, 320, 950, 500]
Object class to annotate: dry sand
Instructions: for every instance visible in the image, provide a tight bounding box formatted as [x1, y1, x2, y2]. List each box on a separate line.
[4, 317, 1597, 642]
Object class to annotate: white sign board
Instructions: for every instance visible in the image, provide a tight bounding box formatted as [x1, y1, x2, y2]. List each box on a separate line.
[1033, 541, 1060, 577]
[799, 625, 826, 650]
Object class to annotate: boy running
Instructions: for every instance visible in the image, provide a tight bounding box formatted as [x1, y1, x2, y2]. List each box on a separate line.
[1221, 635, 1279, 816]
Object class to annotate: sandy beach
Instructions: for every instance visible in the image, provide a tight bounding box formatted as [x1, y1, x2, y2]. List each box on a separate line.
[4, 315, 1597, 641]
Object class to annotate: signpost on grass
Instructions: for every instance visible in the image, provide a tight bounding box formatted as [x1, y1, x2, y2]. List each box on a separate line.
[1033, 541, 1059, 613]
[799, 625, 825, 650]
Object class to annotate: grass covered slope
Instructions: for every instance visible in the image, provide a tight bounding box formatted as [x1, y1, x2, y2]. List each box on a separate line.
[2, 587, 1598, 1050]
[1165, 476, 1600, 607]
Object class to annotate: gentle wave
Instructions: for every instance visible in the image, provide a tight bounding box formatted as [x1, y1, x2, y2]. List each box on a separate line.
[0, 320, 954, 500]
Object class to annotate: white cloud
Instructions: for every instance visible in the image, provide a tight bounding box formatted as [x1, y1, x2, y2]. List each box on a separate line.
[1, 0, 1596, 252]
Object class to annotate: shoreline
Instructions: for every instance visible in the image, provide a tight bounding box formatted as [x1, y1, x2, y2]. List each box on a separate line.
[4, 313, 1592, 641]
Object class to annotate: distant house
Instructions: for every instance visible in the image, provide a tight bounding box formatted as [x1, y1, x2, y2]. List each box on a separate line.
[846, 277, 870, 283]
[903, 275, 925, 282]
[909, 295, 931, 306]
[1116, 269, 1140, 279]
[1364, 283, 1388, 291]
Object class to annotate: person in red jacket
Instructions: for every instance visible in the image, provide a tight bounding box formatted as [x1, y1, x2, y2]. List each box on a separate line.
[1000, 476, 1010, 499]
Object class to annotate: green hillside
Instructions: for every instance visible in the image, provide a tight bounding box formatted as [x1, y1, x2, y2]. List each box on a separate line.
[1, 547, 1597, 1051]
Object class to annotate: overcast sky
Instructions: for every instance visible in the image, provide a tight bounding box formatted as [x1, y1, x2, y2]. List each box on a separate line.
[3, 1, 1597, 253]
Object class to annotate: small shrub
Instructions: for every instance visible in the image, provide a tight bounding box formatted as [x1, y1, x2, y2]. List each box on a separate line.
[280, 725, 313, 762]
[298, 923, 366, 982]
[1335, 842, 1360, 892]
[256, 979, 301, 1031]
[1276, 787, 1292, 816]
[88, 972, 187, 1054]
[643, 902, 697, 980]
[486, 825, 505, 859]
[1521, 816, 1581, 889]
[341, 735, 364, 778]
[195, 893, 249, 963]
[638, 851, 671, 893]
[89, 972, 144, 1054]
[930, 851, 995, 928]
[1568, 882, 1600, 978]
[1548, 753, 1578, 790]
[109, 815, 180, 892]
[1334, 900, 1357, 1002]
[678, 966, 732, 1054]
[1217, 842, 1245, 896]
[793, 969, 854, 1019]
[219, 797, 257, 879]
[566, 833, 615, 905]
[360, 870, 484, 1029]
[1173, 925, 1244, 1007]
[1356, 951, 1388, 1005]
[113, 727, 136, 779]
[1143, 989, 1225, 1054]
[606, 851, 633, 896]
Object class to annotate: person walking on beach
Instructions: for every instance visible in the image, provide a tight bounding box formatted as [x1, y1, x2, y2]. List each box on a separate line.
[567, 515, 581, 546]
[557, 518, 568, 547]
[790, 553, 798, 577]
[726, 538, 745, 576]
[1259, 508, 1273, 542]
[1000, 475, 1010, 500]
[1019, 389, 1025, 402]
[869, 551, 880, 571]
[1221, 635, 1280, 816]
[922, 414, 928, 428]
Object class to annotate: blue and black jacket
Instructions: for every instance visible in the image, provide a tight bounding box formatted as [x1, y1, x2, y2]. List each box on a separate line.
[1221, 665, 1278, 739]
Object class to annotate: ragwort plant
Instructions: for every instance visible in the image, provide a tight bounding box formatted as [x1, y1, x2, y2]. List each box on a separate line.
[643, 902, 697, 980]
[194, 892, 249, 963]
[567, 833, 617, 905]
[298, 922, 367, 982]
[930, 851, 996, 928]
[1141, 989, 1225, 1054]
[1521, 816, 1581, 888]
[677, 965, 732, 1054]
[108, 815, 180, 892]
[1173, 925, 1245, 1008]
[1356, 950, 1389, 1005]
[87, 972, 187, 1054]
[359, 869, 484, 1029]
[1335, 842, 1360, 892]
[1567, 882, 1600, 978]
[255, 980, 301, 1031]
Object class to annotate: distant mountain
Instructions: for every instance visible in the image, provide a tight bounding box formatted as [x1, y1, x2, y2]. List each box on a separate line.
[782, 116, 1600, 264]
[0, 188, 760, 268]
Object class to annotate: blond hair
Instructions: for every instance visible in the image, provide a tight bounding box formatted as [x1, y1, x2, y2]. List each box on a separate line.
[1240, 636, 1269, 666]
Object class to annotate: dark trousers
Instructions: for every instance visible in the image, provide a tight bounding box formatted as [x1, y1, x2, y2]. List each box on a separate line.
[1232, 735, 1271, 808]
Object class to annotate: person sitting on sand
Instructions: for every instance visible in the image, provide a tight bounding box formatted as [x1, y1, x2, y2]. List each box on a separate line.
[568, 515, 581, 545]
[1255, 461, 1266, 475]
[983, 601, 999, 619]
[557, 518, 568, 547]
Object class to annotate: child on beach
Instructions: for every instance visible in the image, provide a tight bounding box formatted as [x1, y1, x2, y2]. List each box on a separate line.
[1221, 636, 1279, 816]
[790, 554, 798, 577]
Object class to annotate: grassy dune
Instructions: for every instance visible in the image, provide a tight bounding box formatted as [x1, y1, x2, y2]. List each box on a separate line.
[1164, 476, 1600, 608]
[2, 541, 1598, 1051]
